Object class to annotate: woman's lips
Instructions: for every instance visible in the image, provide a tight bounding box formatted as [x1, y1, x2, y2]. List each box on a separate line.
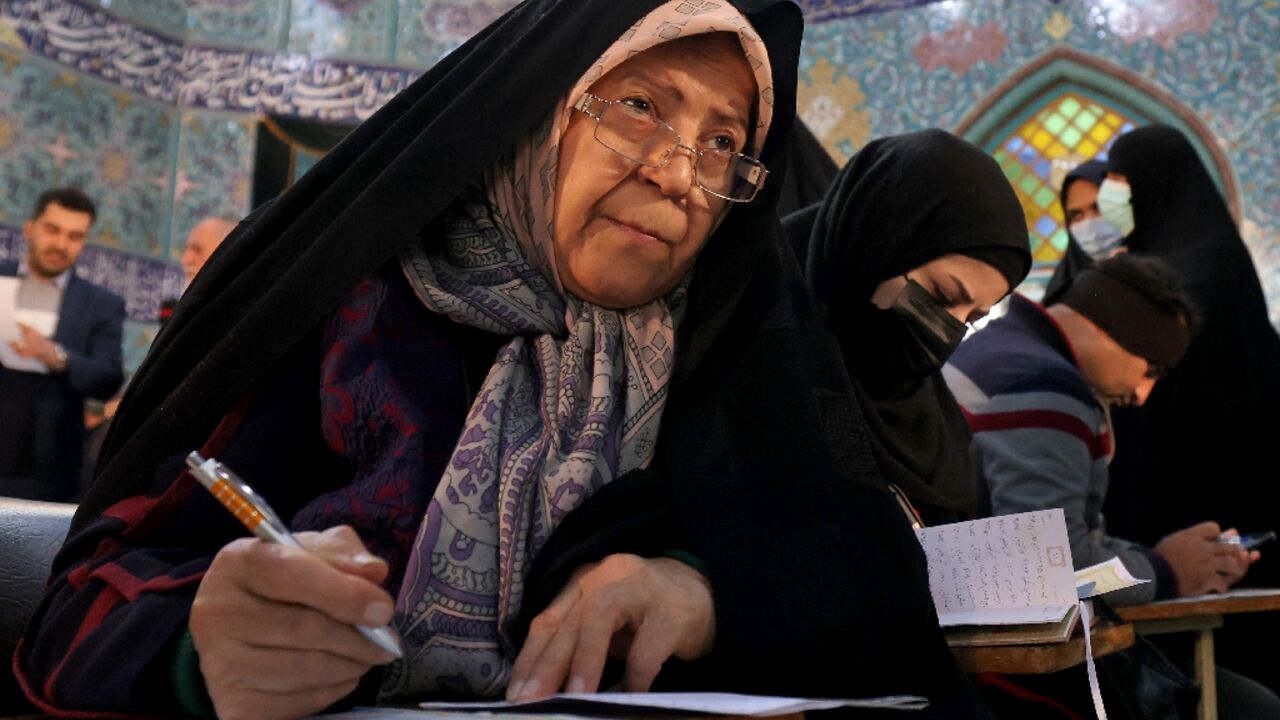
[608, 218, 669, 245]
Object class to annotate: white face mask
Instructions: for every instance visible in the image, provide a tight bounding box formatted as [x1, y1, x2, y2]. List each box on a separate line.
[1096, 179, 1136, 238]
[1069, 216, 1126, 259]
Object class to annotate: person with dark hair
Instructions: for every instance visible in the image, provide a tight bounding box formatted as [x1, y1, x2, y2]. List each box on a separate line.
[785, 129, 1031, 526]
[1040, 126, 1280, 690]
[16, 3, 987, 719]
[0, 186, 124, 501]
[1042, 159, 1118, 304]
[945, 253, 1249, 604]
[948, 251, 1280, 719]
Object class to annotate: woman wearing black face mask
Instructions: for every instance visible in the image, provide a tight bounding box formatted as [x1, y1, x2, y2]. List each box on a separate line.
[785, 129, 1031, 526]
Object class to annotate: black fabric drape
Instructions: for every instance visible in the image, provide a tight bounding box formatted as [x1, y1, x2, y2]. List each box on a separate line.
[1097, 126, 1280, 690]
[1042, 159, 1107, 304]
[785, 130, 1030, 525]
[1088, 126, 1280, 546]
[775, 119, 840, 219]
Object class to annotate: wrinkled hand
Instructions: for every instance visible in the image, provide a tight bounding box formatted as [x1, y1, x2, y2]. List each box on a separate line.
[508, 554, 715, 700]
[10, 322, 58, 365]
[1153, 521, 1257, 597]
[190, 526, 399, 720]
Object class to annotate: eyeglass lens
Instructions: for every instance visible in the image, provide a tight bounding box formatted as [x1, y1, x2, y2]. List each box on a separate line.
[593, 101, 763, 202]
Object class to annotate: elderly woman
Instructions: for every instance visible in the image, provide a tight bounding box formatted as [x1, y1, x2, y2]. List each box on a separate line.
[17, 2, 987, 719]
[785, 130, 1031, 527]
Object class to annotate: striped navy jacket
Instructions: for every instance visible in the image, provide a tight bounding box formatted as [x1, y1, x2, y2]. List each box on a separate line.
[943, 294, 1173, 605]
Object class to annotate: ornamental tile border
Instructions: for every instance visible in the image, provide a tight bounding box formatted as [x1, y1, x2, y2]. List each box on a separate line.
[2, 0, 415, 121]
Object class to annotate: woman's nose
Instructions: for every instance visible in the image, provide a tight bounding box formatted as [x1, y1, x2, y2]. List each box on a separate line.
[638, 147, 695, 198]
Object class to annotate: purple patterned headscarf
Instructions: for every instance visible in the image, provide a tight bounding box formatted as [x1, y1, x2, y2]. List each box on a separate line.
[389, 0, 774, 699]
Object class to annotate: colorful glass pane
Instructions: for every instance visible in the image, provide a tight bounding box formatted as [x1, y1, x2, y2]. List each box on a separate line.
[989, 91, 1137, 284]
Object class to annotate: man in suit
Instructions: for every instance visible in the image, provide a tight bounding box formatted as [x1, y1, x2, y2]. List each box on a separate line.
[1, 187, 125, 501]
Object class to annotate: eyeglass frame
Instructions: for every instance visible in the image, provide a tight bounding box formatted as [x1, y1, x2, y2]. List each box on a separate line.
[572, 93, 769, 203]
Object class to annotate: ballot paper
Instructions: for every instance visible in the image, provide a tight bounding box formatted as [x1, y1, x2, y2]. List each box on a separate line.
[0, 276, 58, 373]
[418, 692, 928, 715]
[917, 510, 1149, 649]
[916, 508, 1079, 628]
[1075, 556, 1147, 599]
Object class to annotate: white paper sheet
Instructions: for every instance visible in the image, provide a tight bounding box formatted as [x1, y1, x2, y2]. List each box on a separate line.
[1074, 557, 1148, 599]
[916, 509, 1077, 627]
[417, 692, 928, 715]
[0, 276, 56, 374]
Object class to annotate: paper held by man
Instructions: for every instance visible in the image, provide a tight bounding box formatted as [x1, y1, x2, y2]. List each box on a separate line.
[0, 275, 58, 373]
[916, 508, 1146, 646]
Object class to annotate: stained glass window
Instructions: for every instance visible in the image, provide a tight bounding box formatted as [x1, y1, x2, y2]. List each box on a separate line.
[989, 91, 1139, 284]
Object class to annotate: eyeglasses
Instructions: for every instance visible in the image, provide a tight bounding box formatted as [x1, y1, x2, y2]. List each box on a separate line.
[573, 93, 768, 203]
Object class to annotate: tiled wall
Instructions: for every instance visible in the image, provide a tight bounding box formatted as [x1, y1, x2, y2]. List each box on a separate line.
[797, 0, 1280, 326]
[1, 0, 1277, 378]
[0, 28, 256, 371]
[85, 0, 520, 68]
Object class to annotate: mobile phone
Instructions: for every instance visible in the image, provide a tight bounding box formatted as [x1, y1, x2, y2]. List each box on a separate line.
[1229, 531, 1277, 551]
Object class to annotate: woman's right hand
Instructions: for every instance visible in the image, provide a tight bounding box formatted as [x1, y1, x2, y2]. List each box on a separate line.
[190, 526, 400, 720]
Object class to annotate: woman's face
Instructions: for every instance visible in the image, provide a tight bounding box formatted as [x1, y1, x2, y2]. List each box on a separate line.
[552, 35, 757, 309]
[870, 253, 1011, 324]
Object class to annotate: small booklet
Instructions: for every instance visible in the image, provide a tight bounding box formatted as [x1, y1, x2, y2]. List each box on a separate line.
[916, 509, 1146, 647]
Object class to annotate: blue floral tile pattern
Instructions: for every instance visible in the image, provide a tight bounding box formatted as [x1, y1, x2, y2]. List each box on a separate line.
[122, 318, 158, 374]
[394, 0, 515, 69]
[5, 0, 415, 121]
[89, 0, 287, 50]
[0, 47, 173, 256]
[290, 0, 393, 63]
[169, 110, 254, 259]
[801, 0, 1280, 325]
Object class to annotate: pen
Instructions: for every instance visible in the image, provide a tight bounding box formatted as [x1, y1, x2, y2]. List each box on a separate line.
[185, 451, 403, 659]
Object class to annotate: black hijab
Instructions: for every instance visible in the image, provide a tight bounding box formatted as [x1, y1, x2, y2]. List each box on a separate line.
[1093, 126, 1280, 550]
[786, 129, 1031, 525]
[1043, 159, 1107, 304]
[1111, 125, 1257, 283]
[81, 0, 803, 529]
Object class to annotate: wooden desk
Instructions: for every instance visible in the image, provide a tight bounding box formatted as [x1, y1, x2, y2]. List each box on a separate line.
[950, 620, 1134, 674]
[1115, 589, 1280, 720]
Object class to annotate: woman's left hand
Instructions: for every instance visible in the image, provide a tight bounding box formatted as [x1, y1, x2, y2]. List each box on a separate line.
[507, 554, 715, 700]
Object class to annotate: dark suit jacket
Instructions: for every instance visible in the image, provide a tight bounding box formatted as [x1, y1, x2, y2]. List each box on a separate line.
[0, 261, 124, 500]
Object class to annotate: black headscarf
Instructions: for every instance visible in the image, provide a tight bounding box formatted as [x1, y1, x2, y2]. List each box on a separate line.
[82, 0, 802, 528]
[1110, 125, 1257, 283]
[1043, 159, 1107, 304]
[774, 118, 840, 219]
[1093, 127, 1280, 547]
[1073, 124, 1280, 691]
[785, 129, 1031, 525]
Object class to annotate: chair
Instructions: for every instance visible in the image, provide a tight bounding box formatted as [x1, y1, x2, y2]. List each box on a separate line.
[0, 498, 75, 715]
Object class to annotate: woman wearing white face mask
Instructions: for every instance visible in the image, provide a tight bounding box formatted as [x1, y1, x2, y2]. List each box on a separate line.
[1043, 160, 1125, 303]
[1059, 125, 1280, 694]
